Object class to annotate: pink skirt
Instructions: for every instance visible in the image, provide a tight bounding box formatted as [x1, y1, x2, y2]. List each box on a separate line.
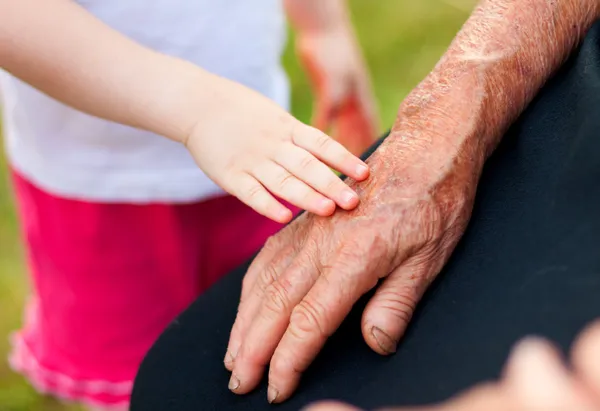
[8, 170, 294, 409]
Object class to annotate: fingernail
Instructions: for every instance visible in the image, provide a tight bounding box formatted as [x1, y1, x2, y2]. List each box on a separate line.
[228, 374, 240, 391]
[278, 208, 292, 222]
[371, 326, 398, 354]
[224, 351, 234, 366]
[320, 198, 335, 212]
[230, 342, 240, 359]
[267, 385, 279, 403]
[356, 163, 369, 177]
[341, 190, 357, 206]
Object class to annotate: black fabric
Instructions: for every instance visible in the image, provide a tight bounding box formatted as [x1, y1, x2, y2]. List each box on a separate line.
[132, 21, 600, 411]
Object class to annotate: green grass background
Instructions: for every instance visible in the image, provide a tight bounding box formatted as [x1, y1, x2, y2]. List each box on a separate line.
[0, 1, 474, 409]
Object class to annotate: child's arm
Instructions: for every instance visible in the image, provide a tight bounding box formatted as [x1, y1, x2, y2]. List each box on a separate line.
[0, 0, 204, 143]
[284, 0, 379, 156]
[0, 0, 369, 223]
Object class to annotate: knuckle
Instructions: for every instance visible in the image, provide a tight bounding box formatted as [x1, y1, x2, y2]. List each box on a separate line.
[277, 172, 296, 191]
[315, 132, 332, 151]
[290, 298, 329, 338]
[256, 264, 279, 294]
[264, 280, 293, 314]
[244, 182, 264, 202]
[270, 349, 302, 377]
[263, 234, 283, 253]
[288, 119, 302, 144]
[298, 154, 317, 171]
[386, 298, 415, 324]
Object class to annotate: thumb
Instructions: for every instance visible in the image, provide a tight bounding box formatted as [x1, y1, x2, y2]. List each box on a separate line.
[361, 260, 431, 355]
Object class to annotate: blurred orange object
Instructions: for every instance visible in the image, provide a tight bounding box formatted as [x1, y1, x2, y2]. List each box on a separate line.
[297, 31, 379, 156]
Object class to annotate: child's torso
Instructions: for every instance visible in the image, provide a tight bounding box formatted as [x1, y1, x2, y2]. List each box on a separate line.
[1, 0, 289, 203]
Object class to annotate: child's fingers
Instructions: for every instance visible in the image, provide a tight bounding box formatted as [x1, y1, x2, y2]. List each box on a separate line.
[274, 144, 359, 211]
[251, 162, 336, 216]
[292, 125, 369, 182]
[231, 173, 293, 224]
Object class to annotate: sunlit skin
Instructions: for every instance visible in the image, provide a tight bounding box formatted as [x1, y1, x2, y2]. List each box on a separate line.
[224, 0, 600, 404]
[0, 0, 378, 225]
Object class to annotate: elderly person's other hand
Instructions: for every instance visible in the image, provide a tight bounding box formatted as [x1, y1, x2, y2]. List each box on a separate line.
[304, 321, 600, 411]
[225, 0, 599, 404]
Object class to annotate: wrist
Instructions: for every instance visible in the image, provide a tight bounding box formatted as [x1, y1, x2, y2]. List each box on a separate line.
[140, 55, 214, 144]
[391, 0, 599, 163]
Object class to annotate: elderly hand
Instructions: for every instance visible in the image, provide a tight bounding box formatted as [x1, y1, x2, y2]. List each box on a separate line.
[221, 0, 600, 405]
[223, 101, 485, 403]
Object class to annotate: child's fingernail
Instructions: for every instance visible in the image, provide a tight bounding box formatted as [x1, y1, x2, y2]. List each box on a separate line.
[320, 198, 335, 211]
[356, 164, 369, 177]
[342, 190, 358, 206]
[278, 208, 291, 222]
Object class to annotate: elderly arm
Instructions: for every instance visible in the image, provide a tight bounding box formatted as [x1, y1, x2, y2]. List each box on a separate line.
[391, 0, 600, 167]
[0, 0, 216, 143]
[226, 0, 600, 404]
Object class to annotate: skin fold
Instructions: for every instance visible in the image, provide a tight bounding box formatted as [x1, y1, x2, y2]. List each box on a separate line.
[225, 0, 600, 404]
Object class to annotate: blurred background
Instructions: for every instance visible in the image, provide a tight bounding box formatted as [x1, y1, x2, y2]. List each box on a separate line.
[0, 1, 475, 409]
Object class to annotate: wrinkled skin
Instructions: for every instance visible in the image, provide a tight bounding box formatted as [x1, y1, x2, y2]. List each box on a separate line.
[225, 0, 600, 404]
[224, 117, 484, 402]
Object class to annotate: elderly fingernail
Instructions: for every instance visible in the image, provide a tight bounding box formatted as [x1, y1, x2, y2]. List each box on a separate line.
[267, 385, 279, 403]
[224, 351, 234, 366]
[371, 326, 397, 354]
[228, 374, 240, 391]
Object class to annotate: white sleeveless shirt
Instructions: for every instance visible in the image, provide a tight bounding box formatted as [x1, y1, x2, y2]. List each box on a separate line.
[0, 0, 289, 203]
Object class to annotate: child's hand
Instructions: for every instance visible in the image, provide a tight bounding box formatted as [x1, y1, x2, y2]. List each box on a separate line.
[185, 74, 370, 224]
[297, 26, 380, 156]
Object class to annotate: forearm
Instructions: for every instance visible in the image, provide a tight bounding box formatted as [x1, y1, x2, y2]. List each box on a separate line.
[393, 0, 599, 164]
[284, 0, 350, 33]
[0, 0, 211, 143]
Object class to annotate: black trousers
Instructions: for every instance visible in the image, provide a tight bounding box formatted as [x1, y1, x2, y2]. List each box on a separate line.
[132, 21, 600, 411]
